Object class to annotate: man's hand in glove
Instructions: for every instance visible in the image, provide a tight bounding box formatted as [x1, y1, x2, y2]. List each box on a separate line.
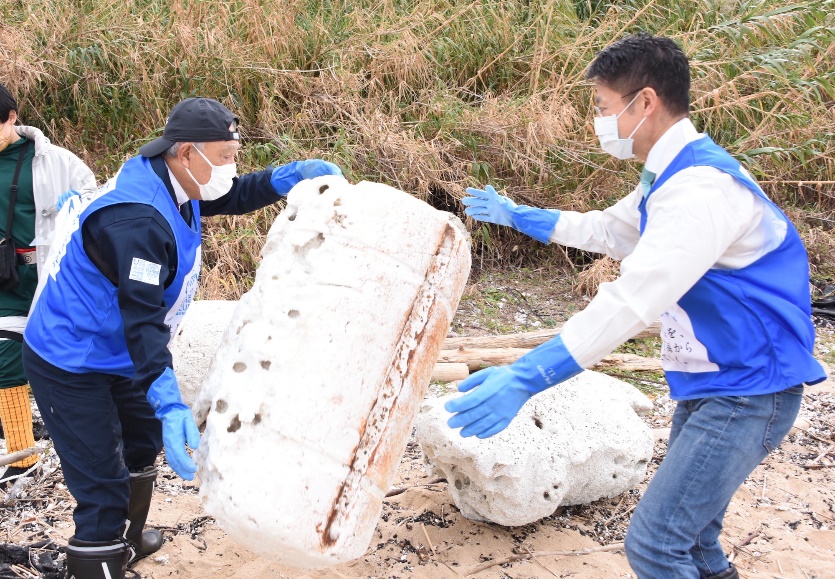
[445, 335, 582, 438]
[462, 184, 560, 244]
[147, 368, 200, 480]
[270, 159, 344, 196]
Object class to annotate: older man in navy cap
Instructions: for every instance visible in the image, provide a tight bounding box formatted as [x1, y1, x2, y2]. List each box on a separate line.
[22, 97, 342, 578]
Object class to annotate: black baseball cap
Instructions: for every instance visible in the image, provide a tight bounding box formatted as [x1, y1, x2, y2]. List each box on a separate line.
[139, 97, 240, 158]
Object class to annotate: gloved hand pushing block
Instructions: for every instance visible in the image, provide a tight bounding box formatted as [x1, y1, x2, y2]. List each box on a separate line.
[147, 368, 200, 480]
[270, 160, 344, 196]
[463, 184, 561, 243]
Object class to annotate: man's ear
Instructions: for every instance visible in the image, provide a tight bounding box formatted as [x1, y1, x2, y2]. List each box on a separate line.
[7, 110, 17, 124]
[638, 87, 659, 117]
[177, 143, 193, 168]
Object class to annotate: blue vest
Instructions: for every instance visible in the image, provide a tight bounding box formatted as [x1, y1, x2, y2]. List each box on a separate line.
[25, 156, 202, 377]
[638, 136, 825, 399]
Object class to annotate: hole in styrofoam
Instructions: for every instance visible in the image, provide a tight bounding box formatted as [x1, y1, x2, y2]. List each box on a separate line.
[228, 415, 242, 433]
[253, 413, 262, 425]
[533, 416, 543, 429]
[288, 213, 297, 221]
[333, 198, 342, 206]
[543, 491, 551, 500]
[318, 184, 329, 194]
[260, 360, 271, 370]
[297, 232, 325, 255]
[288, 310, 300, 319]
[233, 362, 247, 373]
[236, 320, 250, 335]
[215, 399, 228, 414]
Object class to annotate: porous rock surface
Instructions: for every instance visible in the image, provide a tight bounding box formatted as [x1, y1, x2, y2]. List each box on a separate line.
[192, 176, 471, 568]
[415, 370, 653, 526]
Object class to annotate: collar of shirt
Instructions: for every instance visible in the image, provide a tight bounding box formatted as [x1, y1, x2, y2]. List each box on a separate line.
[166, 165, 191, 207]
[644, 117, 705, 178]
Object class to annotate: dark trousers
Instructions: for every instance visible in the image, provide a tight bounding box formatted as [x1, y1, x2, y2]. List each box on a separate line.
[22, 341, 162, 541]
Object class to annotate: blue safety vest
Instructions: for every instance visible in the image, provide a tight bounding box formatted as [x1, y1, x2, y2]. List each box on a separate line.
[25, 156, 202, 377]
[638, 136, 825, 399]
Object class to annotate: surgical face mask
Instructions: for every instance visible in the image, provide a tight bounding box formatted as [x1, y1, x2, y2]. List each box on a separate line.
[185, 145, 237, 201]
[593, 92, 647, 160]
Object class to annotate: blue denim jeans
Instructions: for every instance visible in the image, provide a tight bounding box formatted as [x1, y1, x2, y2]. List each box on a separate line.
[625, 385, 803, 578]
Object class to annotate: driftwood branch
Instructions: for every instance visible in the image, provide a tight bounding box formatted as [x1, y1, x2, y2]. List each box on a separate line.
[436, 347, 530, 370]
[594, 353, 663, 372]
[465, 542, 625, 576]
[428, 323, 664, 381]
[385, 477, 447, 498]
[0, 447, 43, 468]
[430, 363, 470, 382]
[435, 348, 662, 373]
[443, 321, 661, 350]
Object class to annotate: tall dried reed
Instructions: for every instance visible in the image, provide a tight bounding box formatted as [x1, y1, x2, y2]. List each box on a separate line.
[1, 0, 833, 297]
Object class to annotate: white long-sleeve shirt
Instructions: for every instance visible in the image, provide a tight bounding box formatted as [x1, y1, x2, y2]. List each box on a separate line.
[553, 118, 787, 368]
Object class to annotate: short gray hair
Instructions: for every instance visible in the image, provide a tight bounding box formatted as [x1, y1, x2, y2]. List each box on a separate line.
[166, 142, 205, 158]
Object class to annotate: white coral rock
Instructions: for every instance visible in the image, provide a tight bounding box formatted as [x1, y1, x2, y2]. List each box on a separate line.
[415, 370, 653, 526]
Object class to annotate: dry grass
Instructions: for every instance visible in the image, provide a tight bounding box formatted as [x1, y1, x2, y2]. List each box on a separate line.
[573, 255, 619, 297]
[1, 0, 833, 297]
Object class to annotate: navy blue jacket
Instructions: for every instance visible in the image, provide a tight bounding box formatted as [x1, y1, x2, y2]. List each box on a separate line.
[81, 156, 277, 393]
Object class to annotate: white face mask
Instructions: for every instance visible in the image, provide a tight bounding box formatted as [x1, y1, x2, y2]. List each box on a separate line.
[185, 146, 237, 201]
[594, 92, 647, 160]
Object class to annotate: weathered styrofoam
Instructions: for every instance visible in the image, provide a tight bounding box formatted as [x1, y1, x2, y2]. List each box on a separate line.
[170, 300, 237, 407]
[192, 176, 471, 568]
[415, 370, 653, 526]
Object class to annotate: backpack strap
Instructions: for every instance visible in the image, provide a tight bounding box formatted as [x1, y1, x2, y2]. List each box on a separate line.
[4, 139, 32, 244]
[0, 330, 23, 342]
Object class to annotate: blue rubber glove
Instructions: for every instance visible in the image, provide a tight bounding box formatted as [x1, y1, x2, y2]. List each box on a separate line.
[462, 185, 561, 244]
[462, 185, 516, 227]
[297, 159, 343, 180]
[55, 190, 81, 212]
[146, 368, 200, 480]
[445, 335, 583, 438]
[270, 160, 344, 196]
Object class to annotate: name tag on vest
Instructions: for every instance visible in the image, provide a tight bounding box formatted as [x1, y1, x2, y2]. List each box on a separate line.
[129, 257, 162, 285]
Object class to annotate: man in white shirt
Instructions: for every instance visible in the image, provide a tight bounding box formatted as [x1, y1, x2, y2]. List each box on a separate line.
[446, 32, 825, 579]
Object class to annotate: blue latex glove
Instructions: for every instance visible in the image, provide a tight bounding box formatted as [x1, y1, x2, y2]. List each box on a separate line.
[270, 159, 344, 196]
[462, 185, 516, 227]
[445, 335, 583, 438]
[462, 185, 561, 244]
[147, 368, 200, 480]
[297, 159, 343, 180]
[55, 190, 81, 212]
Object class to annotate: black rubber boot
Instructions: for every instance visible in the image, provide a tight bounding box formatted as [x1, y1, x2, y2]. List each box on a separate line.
[124, 466, 164, 565]
[65, 536, 129, 579]
[705, 563, 739, 579]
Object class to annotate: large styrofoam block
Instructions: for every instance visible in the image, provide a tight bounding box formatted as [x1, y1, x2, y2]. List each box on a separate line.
[170, 300, 237, 407]
[415, 370, 653, 526]
[192, 176, 471, 568]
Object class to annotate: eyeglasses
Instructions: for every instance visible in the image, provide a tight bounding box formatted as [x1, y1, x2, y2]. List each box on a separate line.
[594, 87, 643, 117]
